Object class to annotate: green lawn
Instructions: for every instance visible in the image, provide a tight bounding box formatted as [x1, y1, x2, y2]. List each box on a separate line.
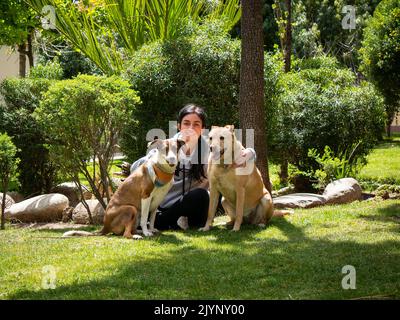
[358, 140, 400, 186]
[1, 199, 399, 300]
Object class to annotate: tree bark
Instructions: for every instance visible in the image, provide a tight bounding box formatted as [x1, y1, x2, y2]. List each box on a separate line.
[280, 0, 292, 184]
[387, 122, 392, 138]
[284, 0, 292, 73]
[1, 182, 8, 230]
[17, 43, 27, 78]
[239, 0, 271, 192]
[27, 31, 34, 69]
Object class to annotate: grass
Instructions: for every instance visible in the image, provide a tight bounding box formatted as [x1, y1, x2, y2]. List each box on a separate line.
[1, 199, 399, 300]
[78, 159, 125, 187]
[358, 140, 400, 186]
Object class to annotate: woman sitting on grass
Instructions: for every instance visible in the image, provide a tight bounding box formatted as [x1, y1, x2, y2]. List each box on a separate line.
[130, 103, 256, 231]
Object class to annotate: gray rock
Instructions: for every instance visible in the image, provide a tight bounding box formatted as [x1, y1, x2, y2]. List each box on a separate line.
[323, 178, 362, 205]
[6, 192, 24, 203]
[72, 200, 105, 225]
[4, 193, 69, 222]
[274, 193, 327, 209]
[0, 194, 15, 213]
[276, 186, 296, 196]
[51, 182, 92, 207]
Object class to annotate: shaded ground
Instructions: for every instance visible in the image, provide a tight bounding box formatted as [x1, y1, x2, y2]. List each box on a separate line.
[0, 199, 399, 300]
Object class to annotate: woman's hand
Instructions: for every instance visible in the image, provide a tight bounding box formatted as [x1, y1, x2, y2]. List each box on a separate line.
[231, 149, 255, 168]
[178, 128, 198, 154]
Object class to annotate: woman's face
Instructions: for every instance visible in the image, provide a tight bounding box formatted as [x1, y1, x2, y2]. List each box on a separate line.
[178, 113, 203, 143]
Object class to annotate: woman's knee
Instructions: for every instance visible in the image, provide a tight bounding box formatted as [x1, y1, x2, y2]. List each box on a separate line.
[188, 188, 209, 201]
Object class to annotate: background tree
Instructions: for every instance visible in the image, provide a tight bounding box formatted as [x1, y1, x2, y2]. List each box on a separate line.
[0, 67, 61, 196]
[26, 0, 241, 75]
[239, 0, 270, 190]
[0, 133, 20, 230]
[272, 0, 292, 184]
[268, 56, 386, 190]
[34, 75, 140, 216]
[0, 0, 40, 77]
[360, 0, 400, 136]
[290, 0, 381, 70]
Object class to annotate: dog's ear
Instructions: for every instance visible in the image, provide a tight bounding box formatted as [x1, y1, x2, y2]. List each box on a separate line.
[211, 125, 219, 130]
[176, 138, 186, 151]
[147, 139, 163, 151]
[225, 125, 234, 132]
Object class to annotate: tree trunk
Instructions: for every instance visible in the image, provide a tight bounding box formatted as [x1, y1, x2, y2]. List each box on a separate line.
[284, 0, 292, 73]
[17, 43, 27, 78]
[279, 0, 292, 184]
[1, 182, 8, 230]
[387, 122, 392, 138]
[239, 0, 271, 192]
[386, 110, 396, 138]
[27, 31, 34, 69]
[279, 159, 289, 185]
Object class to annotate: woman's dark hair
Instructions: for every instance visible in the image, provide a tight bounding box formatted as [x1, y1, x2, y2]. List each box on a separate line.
[177, 103, 207, 182]
[177, 103, 207, 128]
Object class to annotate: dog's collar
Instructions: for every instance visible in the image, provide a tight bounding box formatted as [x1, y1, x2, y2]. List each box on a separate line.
[146, 162, 173, 187]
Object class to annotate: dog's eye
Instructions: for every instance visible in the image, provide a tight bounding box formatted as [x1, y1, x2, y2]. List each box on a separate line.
[209, 137, 212, 141]
[220, 136, 225, 141]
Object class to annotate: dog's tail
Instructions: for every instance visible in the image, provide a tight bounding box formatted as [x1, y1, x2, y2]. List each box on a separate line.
[62, 230, 102, 237]
[273, 209, 294, 217]
[62, 225, 111, 237]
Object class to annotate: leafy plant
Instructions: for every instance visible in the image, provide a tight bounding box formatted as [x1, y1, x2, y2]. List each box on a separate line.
[360, 0, 400, 136]
[0, 133, 20, 230]
[33, 75, 140, 218]
[268, 55, 386, 188]
[28, 58, 64, 80]
[26, 0, 241, 75]
[307, 143, 367, 190]
[0, 77, 57, 196]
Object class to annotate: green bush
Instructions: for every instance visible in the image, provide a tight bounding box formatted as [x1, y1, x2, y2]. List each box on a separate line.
[306, 144, 367, 190]
[121, 19, 241, 161]
[29, 58, 64, 80]
[0, 77, 57, 196]
[34, 75, 140, 210]
[0, 132, 20, 229]
[268, 56, 386, 187]
[122, 19, 283, 161]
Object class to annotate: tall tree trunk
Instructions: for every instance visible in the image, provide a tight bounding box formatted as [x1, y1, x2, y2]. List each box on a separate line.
[27, 31, 34, 69]
[387, 123, 392, 138]
[1, 182, 8, 230]
[239, 0, 271, 192]
[386, 110, 396, 138]
[279, 0, 292, 185]
[284, 0, 292, 73]
[17, 43, 27, 78]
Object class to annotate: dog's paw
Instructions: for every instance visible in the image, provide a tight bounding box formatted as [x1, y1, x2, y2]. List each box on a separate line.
[199, 226, 211, 232]
[149, 228, 160, 234]
[142, 230, 154, 237]
[132, 234, 143, 240]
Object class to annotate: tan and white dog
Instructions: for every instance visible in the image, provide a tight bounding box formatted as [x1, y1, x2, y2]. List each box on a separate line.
[200, 125, 291, 232]
[63, 138, 184, 239]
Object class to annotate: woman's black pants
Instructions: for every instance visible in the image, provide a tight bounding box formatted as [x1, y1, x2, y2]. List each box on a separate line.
[154, 188, 209, 230]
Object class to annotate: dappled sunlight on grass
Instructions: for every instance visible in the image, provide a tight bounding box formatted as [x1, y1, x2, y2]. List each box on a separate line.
[0, 200, 399, 299]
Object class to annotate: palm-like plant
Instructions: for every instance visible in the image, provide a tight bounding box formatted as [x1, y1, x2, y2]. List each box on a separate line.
[26, 0, 241, 74]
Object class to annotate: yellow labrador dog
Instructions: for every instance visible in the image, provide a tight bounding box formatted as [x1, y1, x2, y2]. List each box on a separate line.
[200, 125, 291, 232]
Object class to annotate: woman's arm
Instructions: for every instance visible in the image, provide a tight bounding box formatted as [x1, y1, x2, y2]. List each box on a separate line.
[231, 148, 256, 168]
